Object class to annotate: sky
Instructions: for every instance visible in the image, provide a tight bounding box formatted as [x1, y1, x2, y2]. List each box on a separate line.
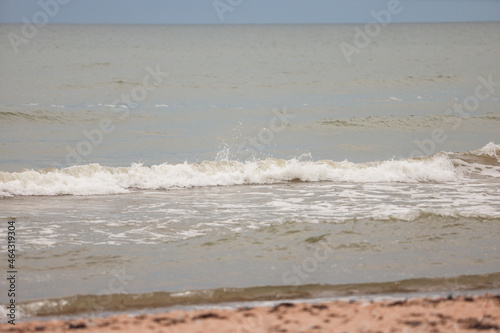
[0, 0, 500, 25]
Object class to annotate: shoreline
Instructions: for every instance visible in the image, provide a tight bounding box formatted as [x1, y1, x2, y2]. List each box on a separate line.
[2, 294, 499, 332]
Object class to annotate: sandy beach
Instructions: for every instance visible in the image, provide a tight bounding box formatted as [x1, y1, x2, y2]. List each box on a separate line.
[2, 294, 499, 332]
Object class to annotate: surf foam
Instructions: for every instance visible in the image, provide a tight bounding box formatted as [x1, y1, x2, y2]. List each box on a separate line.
[1, 143, 498, 197]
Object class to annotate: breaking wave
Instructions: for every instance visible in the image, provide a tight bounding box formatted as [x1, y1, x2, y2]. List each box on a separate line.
[1, 143, 499, 197]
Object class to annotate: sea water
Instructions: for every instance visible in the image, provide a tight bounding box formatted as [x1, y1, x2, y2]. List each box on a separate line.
[0, 23, 499, 319]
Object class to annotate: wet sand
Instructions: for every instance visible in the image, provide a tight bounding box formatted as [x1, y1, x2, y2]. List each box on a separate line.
[2, 294, 499, 332]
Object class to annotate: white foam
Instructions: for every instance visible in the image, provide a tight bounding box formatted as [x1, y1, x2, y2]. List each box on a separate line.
[1, 143, 498, 197]
[470, 141, 500, 158]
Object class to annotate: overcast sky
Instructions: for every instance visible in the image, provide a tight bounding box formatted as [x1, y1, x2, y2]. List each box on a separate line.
[0, 0, 499, 25]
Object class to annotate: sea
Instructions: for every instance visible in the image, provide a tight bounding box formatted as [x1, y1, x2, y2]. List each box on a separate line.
[1, 22, 500, 321]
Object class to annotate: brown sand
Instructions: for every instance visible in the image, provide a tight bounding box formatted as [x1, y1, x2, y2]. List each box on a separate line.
[2, 294, 499, 332]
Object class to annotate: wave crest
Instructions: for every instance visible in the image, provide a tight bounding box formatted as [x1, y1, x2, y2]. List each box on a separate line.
[1, 143, 499, 197]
